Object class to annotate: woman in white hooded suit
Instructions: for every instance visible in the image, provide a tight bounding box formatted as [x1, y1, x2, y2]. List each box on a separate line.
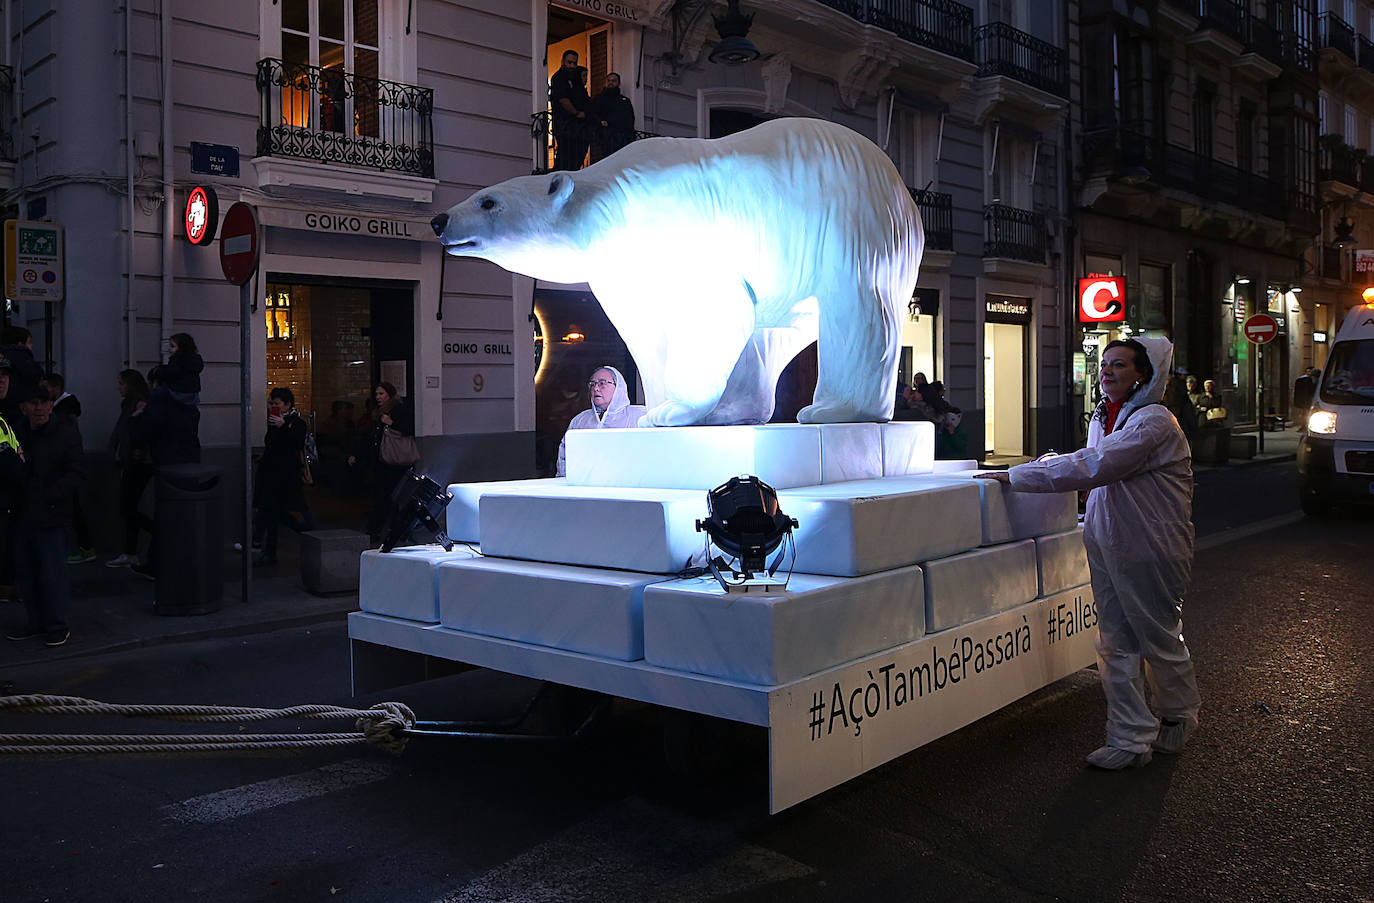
[555, 365, 645, 477]
[978, 337, 1201, 769]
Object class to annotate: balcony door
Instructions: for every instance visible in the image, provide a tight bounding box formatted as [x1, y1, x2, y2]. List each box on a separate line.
[280, 0, 381, 138]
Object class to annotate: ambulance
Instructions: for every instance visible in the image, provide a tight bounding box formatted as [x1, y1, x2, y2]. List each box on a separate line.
[1298, 304, 1374, 514]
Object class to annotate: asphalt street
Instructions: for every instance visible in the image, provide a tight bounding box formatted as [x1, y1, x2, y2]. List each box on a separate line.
[2, 460, 1370, 903]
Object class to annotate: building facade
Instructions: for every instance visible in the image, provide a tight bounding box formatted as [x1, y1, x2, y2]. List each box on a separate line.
[1, 0, 1078, 498]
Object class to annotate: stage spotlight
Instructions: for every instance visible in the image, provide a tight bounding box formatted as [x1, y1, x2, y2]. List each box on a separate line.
[381, 470, 456, 553]
[695, 475, 798, 592]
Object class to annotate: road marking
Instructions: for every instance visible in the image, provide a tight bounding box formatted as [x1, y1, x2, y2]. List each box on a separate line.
[1196, 511, 1305, 552]
[161, 759, 393, 824]
[435, 798, 814, 903]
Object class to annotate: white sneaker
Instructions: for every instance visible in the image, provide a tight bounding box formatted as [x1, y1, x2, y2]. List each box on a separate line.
[1152, 716, 1199, 754]
[104, 554, 138, 568]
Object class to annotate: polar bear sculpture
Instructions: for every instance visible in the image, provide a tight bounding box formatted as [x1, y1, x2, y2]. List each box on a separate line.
[431, 118, 923, 426]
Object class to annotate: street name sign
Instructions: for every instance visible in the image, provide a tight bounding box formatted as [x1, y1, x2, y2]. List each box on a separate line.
[4, 219, 64, 302]
[1243, 313, 1278, 344]
[219, 202, 260, 285]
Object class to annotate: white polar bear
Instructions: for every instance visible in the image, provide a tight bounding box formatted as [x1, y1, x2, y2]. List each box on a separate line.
[431, 117, 923, 426]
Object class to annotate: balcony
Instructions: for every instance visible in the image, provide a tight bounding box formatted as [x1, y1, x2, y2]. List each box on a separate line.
[530, 111, 657, 174]
[256, 58, 434, 179]
[1244, 14, 1284, 66]
[1319, 12, 1356, 60]
[1158, 144, 1285, 220]
[1319, 137, 1362, 194]
[974, 22, 1067, 97]
[910, 187, 953, 251]
[1196, 0, 1244, 40]
[1359, 35, 1374, 77]
[813, 0, 975, 62]
[983, 203, 1046, 264]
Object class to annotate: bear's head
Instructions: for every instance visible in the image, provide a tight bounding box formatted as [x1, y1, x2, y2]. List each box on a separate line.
[432, 172, 589, 283]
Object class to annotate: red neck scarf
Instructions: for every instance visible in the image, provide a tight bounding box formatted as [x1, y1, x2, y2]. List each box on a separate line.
[1103, 398, 1126, 434]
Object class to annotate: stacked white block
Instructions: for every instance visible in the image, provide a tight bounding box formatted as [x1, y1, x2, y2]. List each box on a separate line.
[563, 422, 935, 491]
[438, 558, 671, 660]
[922, 540, 1039, 632]
[1034, 527, 1091, 597]
[932, 472, 1078, 545]
[778, 478, 982, 577]
[359, 545, 482, 622]
[478, 486, 705, 573]
[642, 567, 925, 685]
[446, 477, 570, 543]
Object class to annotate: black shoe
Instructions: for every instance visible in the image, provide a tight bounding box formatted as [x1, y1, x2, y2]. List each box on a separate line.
[252, 554, 278, 566]
[130, 562, 156, 581]
[6, 626, 44, 641]
[44, 629, 69, 647]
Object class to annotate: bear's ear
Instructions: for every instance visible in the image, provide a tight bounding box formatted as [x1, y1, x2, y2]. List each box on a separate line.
[547, 173, 574, 210]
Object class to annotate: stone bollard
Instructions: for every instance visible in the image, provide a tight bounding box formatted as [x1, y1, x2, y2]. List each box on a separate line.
[300, 529, 372, 596]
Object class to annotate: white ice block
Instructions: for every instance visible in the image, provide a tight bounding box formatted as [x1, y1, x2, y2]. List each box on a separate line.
[881, 421, 937, 476]
[923, 540, 1038, 632]
[1035, 527, 1090, 597]
[446, 477, 570, 542]
[642, 566, 925, 685]
[818, 423, 883, 483]
[938, 472, 1078, 545]
[438, 557, 670, 660]
[359, 545, 482, 623]
[565, 424, 823, 490]
[479, 486, 706, 573]
[778, 477, 982, 576]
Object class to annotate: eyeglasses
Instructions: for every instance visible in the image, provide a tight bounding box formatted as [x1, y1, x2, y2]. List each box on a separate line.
[588, 379, 615, 389]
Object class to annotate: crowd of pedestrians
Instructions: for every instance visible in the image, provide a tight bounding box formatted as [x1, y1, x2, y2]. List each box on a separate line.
[893, 372, 969, 458]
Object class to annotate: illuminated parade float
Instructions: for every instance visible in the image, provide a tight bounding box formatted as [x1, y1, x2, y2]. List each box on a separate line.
[349, 120, 1097, 812]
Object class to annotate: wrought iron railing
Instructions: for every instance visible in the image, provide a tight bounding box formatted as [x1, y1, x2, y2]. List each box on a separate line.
[910, 187, 953, 251]
[530, 111, 657, 174]
[813, 0, 976, 62]
[1158, 143, 1285, 220]
[256, 58, 434, 178]
[1244, 11, 1284, 64]
[1319, 12, 1356, 60]
[1319, 138, 1362, 186]
[974, 22, 1068, 96]
[1359, 35, 1374, 75]
[983, 203, 1046, 263]
[1196, 0, 1246, 40]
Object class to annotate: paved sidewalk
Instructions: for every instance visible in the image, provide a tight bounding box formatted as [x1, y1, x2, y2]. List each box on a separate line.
[0, 547, 358, 670]
[1192, 425, 1302, 471]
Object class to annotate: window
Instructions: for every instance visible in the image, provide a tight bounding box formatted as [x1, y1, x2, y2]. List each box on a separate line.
[990, 129, 1035, 209]
[265, 287, 295, 341]
[1346, 105, 1359, 146]
[280, 0, 381, 137]
[1319, 91, 1329, 134]
[1193, 79, 1215, 158]
[887, 101, 940, 191]
[1238, 100, 1256, 172]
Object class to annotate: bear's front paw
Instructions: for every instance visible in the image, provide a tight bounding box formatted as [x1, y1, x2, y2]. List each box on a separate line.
[797, 403, 875, 424]
[640, 400, 707, 427]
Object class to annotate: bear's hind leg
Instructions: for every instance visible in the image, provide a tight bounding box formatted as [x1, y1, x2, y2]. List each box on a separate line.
[798, 284, 898, 424]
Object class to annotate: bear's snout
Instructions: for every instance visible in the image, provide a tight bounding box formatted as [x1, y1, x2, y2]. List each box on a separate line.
[430, 212, 449, 237]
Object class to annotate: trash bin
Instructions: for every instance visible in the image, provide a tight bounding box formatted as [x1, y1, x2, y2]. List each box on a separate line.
[154, 464, 224, 615]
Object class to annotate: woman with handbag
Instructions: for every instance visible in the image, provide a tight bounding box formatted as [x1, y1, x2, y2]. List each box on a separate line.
[1197, 379, 1227, 428]
[355, 381, 417, 543]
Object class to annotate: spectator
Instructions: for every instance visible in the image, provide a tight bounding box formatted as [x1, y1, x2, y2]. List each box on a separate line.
[1162, 371, 1198, 442]
[250, 387, 317, 566]
[557, 366, 645, 477]
[127, 366, 201, 581]
[1185, 375, 1204, 411]
[590, 72, 636, 163]
[4, 385, 87, 648]
[160, 332, 203, 406]
[41, 373, 94, 564]
[349, 382, 415, 543]
[549, 50, 592, 171]
[0, 326, 43, 403]
[1197, 379, 1226, 428]
[105, 369, 153, 568]
[0, 358, 21, 603]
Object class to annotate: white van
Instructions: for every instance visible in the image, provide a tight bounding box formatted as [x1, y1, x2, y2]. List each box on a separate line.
[1299, 304, 1374, 514]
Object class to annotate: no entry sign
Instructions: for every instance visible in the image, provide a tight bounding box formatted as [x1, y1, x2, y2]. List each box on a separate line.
[1243, 313, 1278, 344]
[219, 202, 260, 285]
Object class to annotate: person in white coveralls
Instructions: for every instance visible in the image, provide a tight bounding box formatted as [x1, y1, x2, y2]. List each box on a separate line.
[555, 366, 646, 477]
[977, 337, 1201, 770]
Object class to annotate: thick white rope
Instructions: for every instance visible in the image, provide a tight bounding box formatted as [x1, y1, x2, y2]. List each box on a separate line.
[0, 695, 415, 755]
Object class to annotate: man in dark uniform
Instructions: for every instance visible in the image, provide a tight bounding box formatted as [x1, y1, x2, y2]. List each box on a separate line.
[590, 72, 636, 163]
[549, 50, 591, 171]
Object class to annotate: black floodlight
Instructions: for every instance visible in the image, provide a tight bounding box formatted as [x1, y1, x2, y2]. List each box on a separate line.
[381, 469, 455, 553]
[695, 475, 798, 591]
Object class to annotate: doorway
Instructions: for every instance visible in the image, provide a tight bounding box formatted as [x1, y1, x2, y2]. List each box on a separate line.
[984, 321, 1027, 458]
